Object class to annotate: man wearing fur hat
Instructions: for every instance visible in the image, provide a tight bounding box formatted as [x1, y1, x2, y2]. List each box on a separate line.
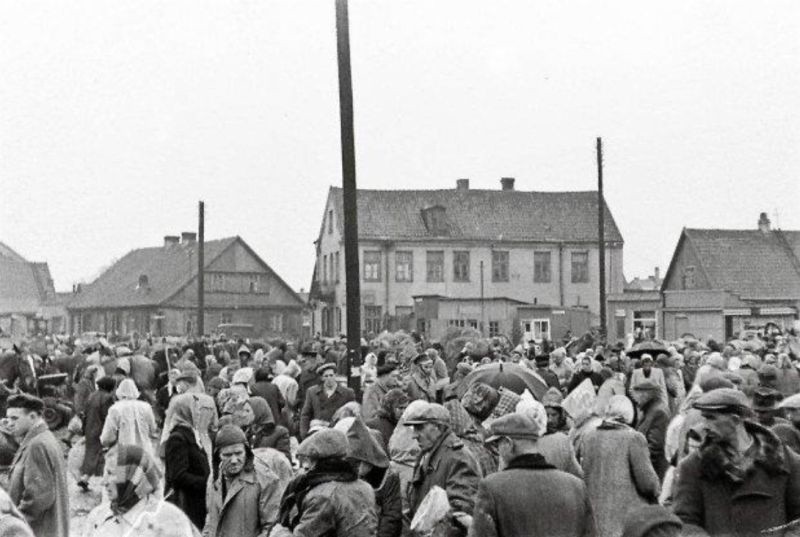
[272, 428, 377, 537]
[673, 388, 800, 535]
[6, 394, 69, 537]
[204, 424, 283, 537]
[470, 411, 595, 537]
[406, 402, 480, 537]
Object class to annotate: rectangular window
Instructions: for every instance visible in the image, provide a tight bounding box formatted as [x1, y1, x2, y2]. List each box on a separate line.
[328, 209, 334, 234]
[395, 251, 413, 282]
[453, 251, 470, 282]
[468, 319, 479, 329]
[363, 250, 382, 282]
[335, 307, 342, 333]
[682, 266, 695, 290]
[221, 313, 232, 324]
[323, 255, 328, 283]
[571, 251, 589, 283]
[489, 321, 500, 337]
[426, 251, 444, 282]
[270, 313, 283, 332]
[633, 311, 657, 340]
[533, 319, 551, 340]
[448, 319, 466, 328]
[335, 252, 341, 283]
[492, 251, 509, 282]
[248, 274, 264, 293]
[534, 251, 552, 283]
[615, 317, 626, 340]
[210, 273, 225, 291]
[364, 306, 382, 334]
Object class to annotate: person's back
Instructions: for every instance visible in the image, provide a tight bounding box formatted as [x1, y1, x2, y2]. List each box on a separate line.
[102, 399, 157, 452]
[297, 479, 377, 537]
[471, 456, 593, 537]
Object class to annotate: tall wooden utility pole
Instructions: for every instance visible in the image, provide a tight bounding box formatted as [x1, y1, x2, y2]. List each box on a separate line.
[197, 201, 205, 337]
[596, 138, 607, 341]
[336, 0, 362, 391]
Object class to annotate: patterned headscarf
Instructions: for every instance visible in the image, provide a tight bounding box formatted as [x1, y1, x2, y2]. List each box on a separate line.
[111, 444, 162, 515]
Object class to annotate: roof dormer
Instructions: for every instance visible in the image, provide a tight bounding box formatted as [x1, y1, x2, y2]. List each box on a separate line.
[421, 205, 448, 235]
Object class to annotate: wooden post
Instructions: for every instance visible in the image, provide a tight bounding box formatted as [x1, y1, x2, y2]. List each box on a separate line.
[198, 201, 205, 337]
[336, 0, 362, 391]
[597, 138, 607, 341]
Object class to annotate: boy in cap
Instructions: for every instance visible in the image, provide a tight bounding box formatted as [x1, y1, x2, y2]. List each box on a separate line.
[673, 388, 800, 536]
[299, 362, 355, 438]
[470, 412, 595, 537]
[406, 402, 480, 537]
[6, 394, 70, 537]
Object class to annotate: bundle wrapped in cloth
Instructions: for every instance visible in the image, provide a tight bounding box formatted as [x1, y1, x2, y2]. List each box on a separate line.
[409, 485, 451, 537]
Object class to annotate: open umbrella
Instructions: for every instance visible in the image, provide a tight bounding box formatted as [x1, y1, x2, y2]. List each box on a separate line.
[457, 362, 548, 400]
[626, 340, 670, 360]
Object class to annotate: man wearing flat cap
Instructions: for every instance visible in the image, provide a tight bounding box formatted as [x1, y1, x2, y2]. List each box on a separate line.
[6, 394, 69, 537]
[406, 402, 480, 537]
[631, 379, 670, 479]
[775, 393, 800, 453]
[361, 363, 399, 421]
[673, 388, 800, 536]
[470, 412, 595, 537]
[299, 362, 354, 438]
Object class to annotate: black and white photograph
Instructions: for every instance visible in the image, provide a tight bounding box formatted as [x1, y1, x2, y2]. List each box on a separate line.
[1, 1, 799, 536]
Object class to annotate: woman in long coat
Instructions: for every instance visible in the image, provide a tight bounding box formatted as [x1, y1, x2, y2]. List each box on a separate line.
[579, 395, 660, 537]
[164, 394, 210, 530]
[79, 377, 116, 488]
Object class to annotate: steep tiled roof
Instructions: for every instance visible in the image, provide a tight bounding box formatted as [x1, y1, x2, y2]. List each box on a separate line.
[0, 242, 27, 262]
[328, 187, 622, 243]
[68, 237, 238, 309]
[0, 257, 54, 315]
[681, 229, 800, 299]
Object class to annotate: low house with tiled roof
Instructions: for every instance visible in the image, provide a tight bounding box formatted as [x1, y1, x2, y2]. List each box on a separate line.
[0, 242, 65, 336]
[68, 234, 304, 338]
[310, 178, 624, 340]
[661, 213, 800, 341]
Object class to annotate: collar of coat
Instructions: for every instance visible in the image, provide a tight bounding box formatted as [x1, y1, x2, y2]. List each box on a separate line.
[415, 430, 462, 476]
[700, 419, 788, 482]
[19, 420, 49, 448]
[504, 453, 556, 471]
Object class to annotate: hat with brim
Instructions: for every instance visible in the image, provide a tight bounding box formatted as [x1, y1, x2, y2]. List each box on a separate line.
[693, 387, 751, 415]
[403, 402, 450, 426]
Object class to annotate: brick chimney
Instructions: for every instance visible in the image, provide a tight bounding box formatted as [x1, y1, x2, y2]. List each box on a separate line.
[456, 178, 470, 191]
[654, 266, 660, 282]
[181, 231, 197, 244]
[758, 212, 771, 233]
[164, 235, 180, 247]
[500, 177, 515, 191]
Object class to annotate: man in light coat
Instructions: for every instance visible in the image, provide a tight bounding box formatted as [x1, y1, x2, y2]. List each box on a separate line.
[204, 424, 283, 537]
[6, 393, 70, 537]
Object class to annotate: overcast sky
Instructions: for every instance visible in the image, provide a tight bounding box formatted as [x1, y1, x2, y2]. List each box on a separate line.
[1, 0, 798, 293]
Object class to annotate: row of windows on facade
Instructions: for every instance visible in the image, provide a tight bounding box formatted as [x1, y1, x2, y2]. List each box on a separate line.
[207, 273, 269, 293]
[320, 250, 591, 284]
[76, 311, 285, 333]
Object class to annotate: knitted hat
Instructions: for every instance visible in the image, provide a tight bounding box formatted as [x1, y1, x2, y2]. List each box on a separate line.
[621, 505, 682, 537]
[297, 428, 348, 459]
[215, 424, 247, 450]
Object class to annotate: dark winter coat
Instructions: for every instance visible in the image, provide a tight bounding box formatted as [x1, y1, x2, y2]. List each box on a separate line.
[579, 421, 660, 537]
[673, 420, 800, 536]
[469, 453, 595, 537]
[408, 430, 481, 537]
[366, 412, 397, 452]
[80, 389, 114, 476]
[568, 370, 604, 393]
[252, 380, 287, 427]
[536, 367, 561, 390]
[299, 384, 355, 438]
[165, 424, 211, 529]
[250, 423, 291, 461]
[635, 399, 670, 480]
[365, 466, 403, 537]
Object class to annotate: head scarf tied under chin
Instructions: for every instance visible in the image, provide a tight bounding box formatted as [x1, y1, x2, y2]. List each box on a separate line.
[116, 378, 140, 400]
[111, 444, 162, 515]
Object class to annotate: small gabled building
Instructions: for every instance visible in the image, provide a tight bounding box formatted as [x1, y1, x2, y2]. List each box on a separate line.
[661, 213, 800, 341]
[0, 242, 64, 337]
[309, 178, 625, 338]
[67, 234, 304, 339]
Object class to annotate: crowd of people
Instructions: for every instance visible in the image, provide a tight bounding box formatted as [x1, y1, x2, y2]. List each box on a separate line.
[0, 328, 800, 536]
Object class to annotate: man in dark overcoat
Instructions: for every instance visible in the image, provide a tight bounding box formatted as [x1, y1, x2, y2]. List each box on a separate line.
[470, 412, 596, 537]
[299, 362, 354, 438]
[631, 380, 670, 479]
[673, 388, 800, 536]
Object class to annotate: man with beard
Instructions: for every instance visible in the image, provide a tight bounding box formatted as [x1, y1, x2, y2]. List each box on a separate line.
[673, 388, 800, 536]
[406, 402, 480, 537]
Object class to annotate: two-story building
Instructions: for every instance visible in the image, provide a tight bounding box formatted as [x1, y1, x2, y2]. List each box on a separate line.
[309, 178, 625, 339]
[68, 234, 305, 339]
[660, 213, 800, 341]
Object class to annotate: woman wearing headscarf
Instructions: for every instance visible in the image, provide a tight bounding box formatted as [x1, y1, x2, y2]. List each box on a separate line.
[578, 395, 660, 537]
[245, 396, 291, 461]
[101, 378, 158, 459]
[365, 388, 409, 451]
[0, 485, 34, 537]
[346, 418, 402, 537]
[78, 376, 117, 491]
[164, 394, 211, 530]
[83, 444, 198, 537]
